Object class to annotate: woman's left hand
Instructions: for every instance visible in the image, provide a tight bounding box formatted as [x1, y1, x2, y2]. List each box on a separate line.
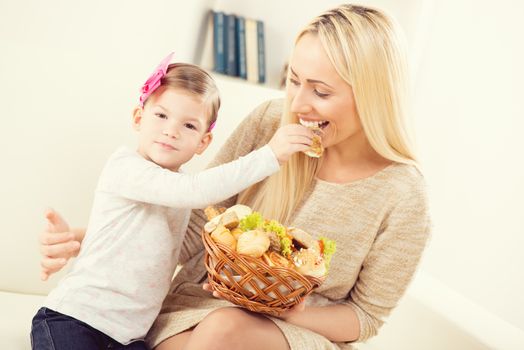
[202, 282, 222, 298]
[202, 282, 306, 319]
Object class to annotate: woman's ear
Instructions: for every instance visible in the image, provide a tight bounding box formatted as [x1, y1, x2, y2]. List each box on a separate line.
[196, 132, 213, 155]
[132, 106, 143, 131]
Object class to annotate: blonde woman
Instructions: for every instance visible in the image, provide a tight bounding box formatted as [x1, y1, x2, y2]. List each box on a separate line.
[40, 4, 430, 349]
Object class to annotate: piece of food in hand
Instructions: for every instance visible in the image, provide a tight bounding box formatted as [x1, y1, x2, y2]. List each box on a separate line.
[236, 229, 270, 258]
[303, 126, 324, 158]
[211, 224, 237, 250]
[220, 211, 239, 230]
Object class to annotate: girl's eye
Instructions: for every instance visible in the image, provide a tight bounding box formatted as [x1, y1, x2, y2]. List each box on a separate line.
[184, 123, 197, 130]
[314, 90, 331, 98]
[155, 113, 168, 119]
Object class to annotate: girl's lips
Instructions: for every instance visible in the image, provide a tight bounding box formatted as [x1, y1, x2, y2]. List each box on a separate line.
[156, 142, 176, 150]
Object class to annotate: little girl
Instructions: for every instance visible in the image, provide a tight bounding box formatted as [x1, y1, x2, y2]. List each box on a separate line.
[30, 53, 314, 350]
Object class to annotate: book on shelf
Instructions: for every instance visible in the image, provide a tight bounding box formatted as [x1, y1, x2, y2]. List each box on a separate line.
[256, 20, 266, 84]
[207, 11, 266, 84]
[235, 16, 247, 79]
[224, 13, 237, 76]
[213, 11, 226, 74]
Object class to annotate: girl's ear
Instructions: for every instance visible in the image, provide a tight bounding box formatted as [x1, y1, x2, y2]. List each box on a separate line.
[132, 106, 143, 130]
[196, 132, 213, 155]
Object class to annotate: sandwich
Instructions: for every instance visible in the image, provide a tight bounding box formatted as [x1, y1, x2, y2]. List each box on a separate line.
[303, 126, 324, 158]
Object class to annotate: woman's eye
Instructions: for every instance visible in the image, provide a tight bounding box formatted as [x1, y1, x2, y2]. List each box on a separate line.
[314, 90, 330, 98]
[155, 113, 168, 119]
[184, 123, 197, 130]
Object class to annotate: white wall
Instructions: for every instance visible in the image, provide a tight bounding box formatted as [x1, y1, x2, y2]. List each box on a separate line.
[0, 0, 215, 293]
[413, 0, 524, 331]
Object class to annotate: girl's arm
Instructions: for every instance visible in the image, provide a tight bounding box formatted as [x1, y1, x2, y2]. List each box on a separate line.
[179, 99, 281, 264]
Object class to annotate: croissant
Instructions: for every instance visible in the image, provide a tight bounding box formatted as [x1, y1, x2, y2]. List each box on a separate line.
[236, 229, 270, 258]
[210, 225, 237, 251]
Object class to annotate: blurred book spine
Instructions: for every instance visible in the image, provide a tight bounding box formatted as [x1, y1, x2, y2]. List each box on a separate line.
[225, 14, 237, 76]
[236, 16, 247, 79]
[213, 11, 226, 74]
[257, 20, 266, 84]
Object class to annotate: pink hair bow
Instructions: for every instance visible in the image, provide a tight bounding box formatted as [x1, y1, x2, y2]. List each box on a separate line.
[139, 52, 174, 107]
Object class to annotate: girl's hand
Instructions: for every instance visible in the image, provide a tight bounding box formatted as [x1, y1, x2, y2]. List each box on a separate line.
[39, 209, 81, 281]
[268, 124, 313, 164]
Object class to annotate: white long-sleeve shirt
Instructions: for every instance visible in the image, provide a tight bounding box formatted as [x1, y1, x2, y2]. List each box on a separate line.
[44, 145, 280, 344]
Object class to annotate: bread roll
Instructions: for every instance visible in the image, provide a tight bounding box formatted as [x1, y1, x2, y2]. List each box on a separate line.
[225, 204, 252, 220]
[210, 225, 236, 250]
[292, 248, 327, 278]
[220, 211, 239, 229]
[236, 229, 270, 258]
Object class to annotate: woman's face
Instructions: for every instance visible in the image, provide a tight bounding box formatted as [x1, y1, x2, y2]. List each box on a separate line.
[286, 33, 363, 151]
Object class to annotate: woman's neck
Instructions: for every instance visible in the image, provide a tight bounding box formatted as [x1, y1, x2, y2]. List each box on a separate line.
[317, 133, 392, 184]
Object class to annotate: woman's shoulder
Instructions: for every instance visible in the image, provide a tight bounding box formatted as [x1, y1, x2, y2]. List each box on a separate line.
[239, 98, 284, 146]
[379, 162, 428, 200]
[245, 98, 284, 129]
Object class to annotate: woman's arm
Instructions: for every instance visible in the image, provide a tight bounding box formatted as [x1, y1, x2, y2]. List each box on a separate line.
[39, 209, 85, 280]
[344, 187, 431, 341]
[278, 304, 360, 342]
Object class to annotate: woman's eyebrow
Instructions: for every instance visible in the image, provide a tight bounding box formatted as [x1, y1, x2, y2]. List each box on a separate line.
[289, 66, 334, 89]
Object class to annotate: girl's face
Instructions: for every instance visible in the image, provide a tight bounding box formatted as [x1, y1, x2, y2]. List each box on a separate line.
[133, 87, 212, 171]
[286, 33, 363, 151]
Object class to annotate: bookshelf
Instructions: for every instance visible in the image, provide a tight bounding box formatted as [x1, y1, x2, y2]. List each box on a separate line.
[199, 10, 273, 88]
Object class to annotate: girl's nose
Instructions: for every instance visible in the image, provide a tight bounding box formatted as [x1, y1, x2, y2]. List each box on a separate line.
[162, 128, 180, 139]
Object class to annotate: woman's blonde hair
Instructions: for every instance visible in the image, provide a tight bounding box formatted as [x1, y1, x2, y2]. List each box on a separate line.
[149, 63, 220, 129]
[239, 4, 417, 223]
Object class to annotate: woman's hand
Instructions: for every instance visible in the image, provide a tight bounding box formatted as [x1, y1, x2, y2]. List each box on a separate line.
[268, 124, 313, 164]
[202, 282, 307, 317]
[39, 209, 82, 281]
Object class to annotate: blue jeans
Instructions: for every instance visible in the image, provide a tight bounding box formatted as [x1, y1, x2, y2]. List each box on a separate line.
[31, 307, 149, 350]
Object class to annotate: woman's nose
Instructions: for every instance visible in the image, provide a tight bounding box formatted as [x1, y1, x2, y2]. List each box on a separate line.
[289, 87, 312, 115]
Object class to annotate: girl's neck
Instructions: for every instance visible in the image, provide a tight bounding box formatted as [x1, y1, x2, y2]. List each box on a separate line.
[317, 133, 392, 184]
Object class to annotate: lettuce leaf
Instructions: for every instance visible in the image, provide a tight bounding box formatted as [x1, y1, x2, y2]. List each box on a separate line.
[239, 212, 263, 231]
[319, 237, 336, 268]
[264, 219, 292, 257]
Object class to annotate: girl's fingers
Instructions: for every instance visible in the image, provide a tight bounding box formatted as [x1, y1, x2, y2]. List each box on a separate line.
[40, 240, 80, 257]
[40, 257, 67, 271]
[39, 231, 75, 245]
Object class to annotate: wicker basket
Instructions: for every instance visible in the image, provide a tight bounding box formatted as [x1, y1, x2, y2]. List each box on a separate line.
[202, 229, 324, 316]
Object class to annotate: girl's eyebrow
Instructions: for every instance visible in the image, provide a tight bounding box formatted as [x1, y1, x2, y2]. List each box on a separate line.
[289, 66, 334, 89]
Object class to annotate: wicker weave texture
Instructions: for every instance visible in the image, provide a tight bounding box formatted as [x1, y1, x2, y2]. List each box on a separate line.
[202, 230, 324, 316]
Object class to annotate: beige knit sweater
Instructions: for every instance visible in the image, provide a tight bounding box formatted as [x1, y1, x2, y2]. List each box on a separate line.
[146, 99, 431, 350]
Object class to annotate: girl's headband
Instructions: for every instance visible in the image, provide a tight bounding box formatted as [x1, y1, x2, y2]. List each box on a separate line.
[139, 52, 216, 132]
